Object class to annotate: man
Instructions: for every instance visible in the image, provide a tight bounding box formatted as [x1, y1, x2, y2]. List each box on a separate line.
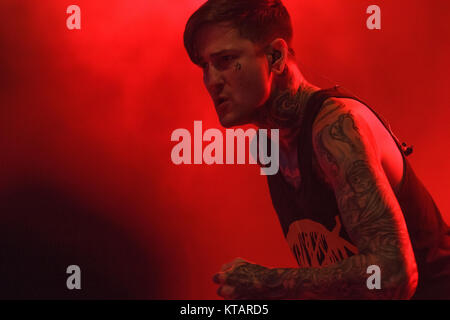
[183, 0, 450, 299]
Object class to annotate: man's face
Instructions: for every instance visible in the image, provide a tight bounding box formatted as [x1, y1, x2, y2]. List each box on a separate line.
[196, 23, 272, 127]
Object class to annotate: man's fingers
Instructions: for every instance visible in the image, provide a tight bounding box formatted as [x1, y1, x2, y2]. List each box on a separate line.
[221, 257, 247, 271]
[220, 264, 232, 272]
[222, 285, 235, 297]
[220, 261, 234, 272]
[212, 272, 226, 284]
[215, 257, 250, 299]
[217, 285, 234, 298]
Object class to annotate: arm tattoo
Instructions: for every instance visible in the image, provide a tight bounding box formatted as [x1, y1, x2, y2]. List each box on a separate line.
[258, 108, 417, 299]
[226, 264, 289, 300]
[328, 113, 360, 150]
[314, 99, 342, 124]
[315, 129, 339, 178]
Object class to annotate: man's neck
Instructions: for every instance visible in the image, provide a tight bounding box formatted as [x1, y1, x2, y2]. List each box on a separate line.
[254, 71, 320, 150]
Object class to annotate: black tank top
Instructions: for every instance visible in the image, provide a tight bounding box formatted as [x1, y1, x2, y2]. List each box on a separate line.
[266, 86, 450, 299]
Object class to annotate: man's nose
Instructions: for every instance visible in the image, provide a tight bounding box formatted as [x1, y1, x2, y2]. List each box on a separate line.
[204, 66, 224, 95]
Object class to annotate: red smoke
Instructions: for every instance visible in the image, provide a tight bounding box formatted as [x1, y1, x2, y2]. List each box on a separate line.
[0, 0, 449, 299]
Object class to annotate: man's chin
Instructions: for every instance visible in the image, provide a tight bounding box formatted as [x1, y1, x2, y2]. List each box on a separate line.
[218, 114, 247, 128]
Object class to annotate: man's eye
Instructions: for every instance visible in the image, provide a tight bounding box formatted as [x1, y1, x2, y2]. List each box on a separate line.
[221, 55, 236, 62]
[214, 55, 237, 70]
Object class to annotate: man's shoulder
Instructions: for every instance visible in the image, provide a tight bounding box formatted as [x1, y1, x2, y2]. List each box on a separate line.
[311, 96, 405, 193]
[311, 96, 388, 149]
[312, 97, 368, 130]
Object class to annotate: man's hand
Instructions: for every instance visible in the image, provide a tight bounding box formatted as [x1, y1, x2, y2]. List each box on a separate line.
[212, 258, 288, 299]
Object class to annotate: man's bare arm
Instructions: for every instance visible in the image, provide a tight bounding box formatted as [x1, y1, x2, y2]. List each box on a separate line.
[266, 102, 418, 299]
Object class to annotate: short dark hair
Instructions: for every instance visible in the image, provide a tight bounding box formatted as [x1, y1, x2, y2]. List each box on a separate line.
[184, 0, 294, 66]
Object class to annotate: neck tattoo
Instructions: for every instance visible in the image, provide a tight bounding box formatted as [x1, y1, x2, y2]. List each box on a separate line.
[260, 84, 315, 129]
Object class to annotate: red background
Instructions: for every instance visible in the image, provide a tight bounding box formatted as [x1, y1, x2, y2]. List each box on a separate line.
[0, 0, 449, 299]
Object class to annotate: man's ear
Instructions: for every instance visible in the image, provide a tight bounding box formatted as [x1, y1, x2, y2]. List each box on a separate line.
[266, 38, 289, 75]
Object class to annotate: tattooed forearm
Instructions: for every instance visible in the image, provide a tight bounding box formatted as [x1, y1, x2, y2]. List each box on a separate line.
[263, 253, 395, 299]
[227, 254, 403, 299]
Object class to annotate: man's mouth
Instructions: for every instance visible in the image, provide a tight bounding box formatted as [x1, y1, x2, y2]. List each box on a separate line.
[216, 97, 228, 106]
[215, 97, 230, 114]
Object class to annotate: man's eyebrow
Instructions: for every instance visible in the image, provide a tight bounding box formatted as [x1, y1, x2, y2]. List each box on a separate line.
[198, 49, 240, 65]
[210, 49, 237, 57]
[209, 49, 240, 58]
